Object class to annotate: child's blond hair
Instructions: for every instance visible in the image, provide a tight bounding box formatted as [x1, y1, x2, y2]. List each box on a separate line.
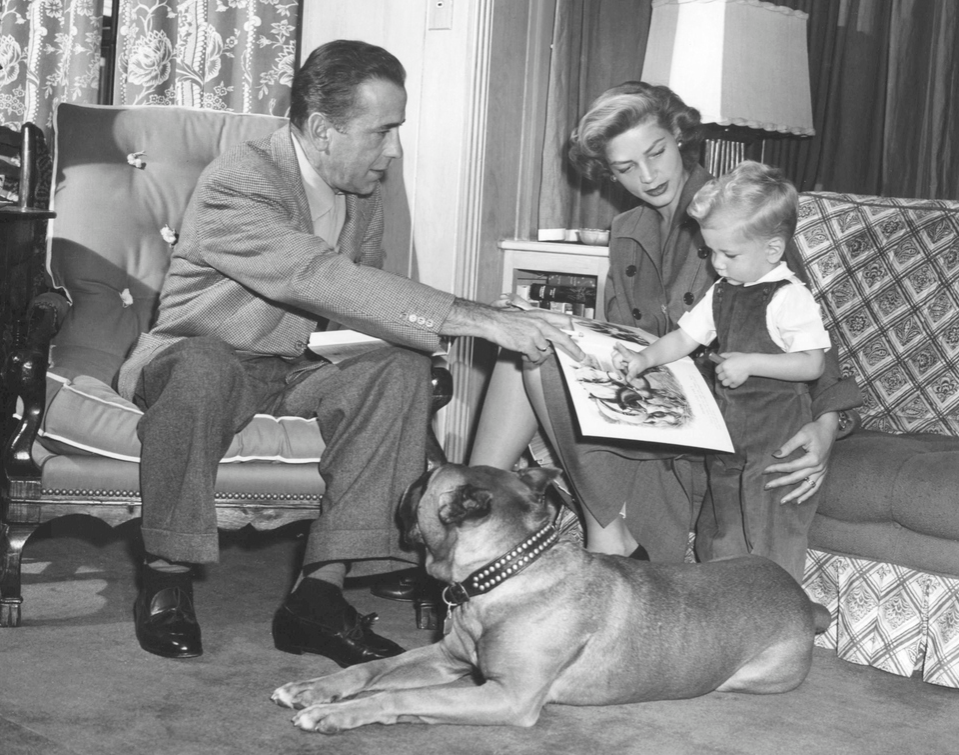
[688, 161, 798, 244]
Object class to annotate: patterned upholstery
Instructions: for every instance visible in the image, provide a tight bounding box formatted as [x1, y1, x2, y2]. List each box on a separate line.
[794, 193, 959, 689]
[804, 550, 959, 688]
[794, 193, 959, 436]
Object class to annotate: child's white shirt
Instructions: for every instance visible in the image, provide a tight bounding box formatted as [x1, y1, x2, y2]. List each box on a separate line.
[678, 262, 832, 353]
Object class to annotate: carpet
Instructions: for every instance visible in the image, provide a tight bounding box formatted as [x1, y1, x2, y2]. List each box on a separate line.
[1, 517, 955, 755]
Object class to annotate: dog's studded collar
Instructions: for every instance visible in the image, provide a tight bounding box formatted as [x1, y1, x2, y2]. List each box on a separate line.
[442, 522, 559, 609]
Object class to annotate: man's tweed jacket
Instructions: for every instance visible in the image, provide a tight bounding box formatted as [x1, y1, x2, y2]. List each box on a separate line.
[117, 125, 455, 400]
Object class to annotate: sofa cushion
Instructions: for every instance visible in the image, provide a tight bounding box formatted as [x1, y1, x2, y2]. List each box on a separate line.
[33, 373, 323, 464]
[813, 430, 959, 575]
[47, 103, 287, 386]
[795, 193, 959, 436]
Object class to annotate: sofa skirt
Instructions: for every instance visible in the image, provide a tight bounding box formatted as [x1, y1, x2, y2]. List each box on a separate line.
[803, 548, 959, 688]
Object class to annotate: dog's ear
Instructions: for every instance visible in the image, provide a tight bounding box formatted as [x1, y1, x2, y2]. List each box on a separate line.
[438, 484, 493, 527]
[517, 466, 560, 498]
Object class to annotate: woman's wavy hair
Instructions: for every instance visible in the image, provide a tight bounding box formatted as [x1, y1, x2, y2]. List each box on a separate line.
[568, 81, 703, 182]
[290, 40, 406, 131]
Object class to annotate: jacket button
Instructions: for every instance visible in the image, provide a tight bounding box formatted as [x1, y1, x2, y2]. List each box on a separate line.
[631, 308, 642, 320]
[625, 264, 637, 277]
[698, 246, 710, 259]
[683, 292, 694, 306]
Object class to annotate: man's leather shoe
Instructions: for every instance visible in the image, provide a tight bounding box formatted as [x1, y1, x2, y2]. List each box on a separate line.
[272, 580, 405, 667]
[370, 568, 443, 603]
[370, 568, 420, 601]
[134, 585, 202, 659]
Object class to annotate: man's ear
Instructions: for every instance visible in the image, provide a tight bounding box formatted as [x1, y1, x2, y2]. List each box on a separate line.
[305, 111, 334, 153]
[765, 235, 786, 264]
[438, 485, 493, 527]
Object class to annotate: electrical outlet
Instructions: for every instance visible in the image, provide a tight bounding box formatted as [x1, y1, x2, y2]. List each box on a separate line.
[428, 0, 453, 30]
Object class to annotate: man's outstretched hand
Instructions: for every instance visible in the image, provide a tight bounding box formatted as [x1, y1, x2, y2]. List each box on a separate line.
[443, 296, 584, 364]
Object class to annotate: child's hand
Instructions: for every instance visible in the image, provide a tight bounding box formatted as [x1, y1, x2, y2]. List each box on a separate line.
[715, 352, 753, 388]
[612, 342, 648, 382]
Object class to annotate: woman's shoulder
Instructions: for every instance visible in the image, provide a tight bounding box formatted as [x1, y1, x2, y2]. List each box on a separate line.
[611, 204, 652, 237]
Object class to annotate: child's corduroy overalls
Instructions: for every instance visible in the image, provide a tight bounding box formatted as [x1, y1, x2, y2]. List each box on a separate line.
[696, 278, 818, 582]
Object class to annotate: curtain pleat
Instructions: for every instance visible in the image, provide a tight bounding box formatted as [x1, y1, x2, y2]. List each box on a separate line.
[883, 0, 959, 198]
[538, 0, 652, 234]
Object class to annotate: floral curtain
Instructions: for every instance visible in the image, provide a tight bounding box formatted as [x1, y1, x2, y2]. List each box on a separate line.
[0, 0, 104, 135]
[114, 0, 297, 115]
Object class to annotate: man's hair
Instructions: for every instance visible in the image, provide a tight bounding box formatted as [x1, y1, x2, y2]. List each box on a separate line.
[688, 161, 799, 243]
[290, 40, 406, 130]
[568, 81, 704, 182]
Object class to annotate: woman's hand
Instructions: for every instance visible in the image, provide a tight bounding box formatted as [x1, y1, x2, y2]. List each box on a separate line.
[762, 412, 840, 504]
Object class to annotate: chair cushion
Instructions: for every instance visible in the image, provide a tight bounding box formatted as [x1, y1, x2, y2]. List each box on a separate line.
[33, 373, 323, 463]
[47, 103, 287, 386]
[813, 429, 959, 574]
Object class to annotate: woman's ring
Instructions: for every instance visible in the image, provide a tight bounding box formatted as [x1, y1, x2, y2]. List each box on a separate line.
[803, 477, 813, 486]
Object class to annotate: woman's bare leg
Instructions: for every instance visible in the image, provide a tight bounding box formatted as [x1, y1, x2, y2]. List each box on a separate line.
[579, 505, 639, 555]
[522, 362, 638, 556]
[469, 351, 538, 469]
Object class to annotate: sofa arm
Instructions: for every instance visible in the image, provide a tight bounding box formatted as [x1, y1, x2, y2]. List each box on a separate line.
[2, 292, 70, 494]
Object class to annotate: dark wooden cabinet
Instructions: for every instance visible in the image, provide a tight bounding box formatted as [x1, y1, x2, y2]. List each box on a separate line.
[0, 207, 55, 444]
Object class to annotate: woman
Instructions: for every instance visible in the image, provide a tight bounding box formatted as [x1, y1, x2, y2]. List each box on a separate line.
[471, 82, 860, 563]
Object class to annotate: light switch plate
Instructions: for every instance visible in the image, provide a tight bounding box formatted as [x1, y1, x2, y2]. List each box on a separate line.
[428, 0, 453, 30]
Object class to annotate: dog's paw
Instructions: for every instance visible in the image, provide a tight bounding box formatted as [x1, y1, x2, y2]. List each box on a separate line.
[292, 703, 351, 734]
[272, 679, 328, 709]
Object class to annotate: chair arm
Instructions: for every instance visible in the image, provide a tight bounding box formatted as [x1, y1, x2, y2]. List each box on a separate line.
[2, 292, 70, 493]
[427, 360, 453, 468]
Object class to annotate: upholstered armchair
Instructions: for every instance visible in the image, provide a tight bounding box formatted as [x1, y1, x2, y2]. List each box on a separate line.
[0, 103, 451, 627]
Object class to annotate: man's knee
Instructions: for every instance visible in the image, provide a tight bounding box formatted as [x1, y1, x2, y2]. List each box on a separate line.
[365, 346, 432, 389]
[141, 337, 244, 407]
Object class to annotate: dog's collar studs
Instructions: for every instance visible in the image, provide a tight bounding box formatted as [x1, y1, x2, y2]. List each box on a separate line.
[442, 522, 559, 611]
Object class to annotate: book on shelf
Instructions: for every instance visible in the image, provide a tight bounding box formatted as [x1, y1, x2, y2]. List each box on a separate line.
[555, 319, 734, 453]
[516, 273, 598, 318]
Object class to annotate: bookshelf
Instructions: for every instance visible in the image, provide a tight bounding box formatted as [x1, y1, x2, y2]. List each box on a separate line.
[498, 239, 611, 320]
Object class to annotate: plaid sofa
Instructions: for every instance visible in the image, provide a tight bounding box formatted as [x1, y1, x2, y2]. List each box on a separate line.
[794, 192, 959, 688]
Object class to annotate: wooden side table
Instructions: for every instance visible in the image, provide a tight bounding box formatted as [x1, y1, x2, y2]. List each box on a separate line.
[1, 206, 55, 445]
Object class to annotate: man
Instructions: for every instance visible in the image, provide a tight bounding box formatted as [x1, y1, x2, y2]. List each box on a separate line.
[116, 39, 581, 665]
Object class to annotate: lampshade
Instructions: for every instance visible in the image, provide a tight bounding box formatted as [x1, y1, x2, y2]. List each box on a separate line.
[642, 0, 815, 136]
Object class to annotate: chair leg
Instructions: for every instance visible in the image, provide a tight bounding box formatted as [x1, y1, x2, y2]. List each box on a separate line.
[0, 521, 38, 627]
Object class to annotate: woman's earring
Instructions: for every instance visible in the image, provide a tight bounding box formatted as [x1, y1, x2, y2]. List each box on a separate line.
[610, 174, 618, 182]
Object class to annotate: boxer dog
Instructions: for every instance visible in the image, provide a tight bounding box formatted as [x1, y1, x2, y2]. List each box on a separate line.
[272, 464, 830, 733]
